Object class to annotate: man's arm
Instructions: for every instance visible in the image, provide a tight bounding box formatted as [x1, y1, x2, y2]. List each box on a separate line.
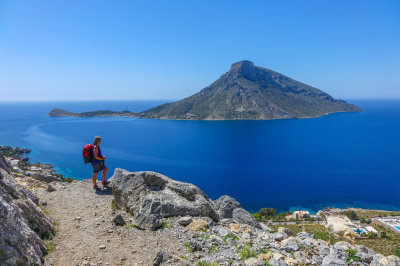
[93, 146, 104, 160]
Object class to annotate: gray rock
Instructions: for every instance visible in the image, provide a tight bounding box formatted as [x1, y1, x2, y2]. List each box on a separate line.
[189, 239, 204, 251]
[47, 184, 56, 192]
[244, 257, 265, 266]
[371, 254, 400, 266]
[0, 152, 54, 265]
[321, 248, 347, 266]
[259, 222, 272, 232]
[278, 227, 292, 236]
[213, 226, 230, 237]
[177, 216, 193, 226]
[280, 237, 298, 252]
[110, 169, 218, 230]
[271, 232, 288, 242]
[357, 251, 373, 264]
[355, 244, 375, 255]
[213, 195, 259, 227]
[113, 214, 126, 226]
[334, 241, 353, 251]
[268, 258, 288, 266]
[296, 231, 314, 240]
[153, 250, 163, 266]
[32, 173, 60, 183]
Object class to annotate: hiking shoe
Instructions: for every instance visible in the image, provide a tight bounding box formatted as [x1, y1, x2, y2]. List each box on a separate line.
[93, 185, 100, 190]
[102, 180, 110, 187]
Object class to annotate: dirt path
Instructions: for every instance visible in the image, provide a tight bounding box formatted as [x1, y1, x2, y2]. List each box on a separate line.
[36, 180, 185, 266]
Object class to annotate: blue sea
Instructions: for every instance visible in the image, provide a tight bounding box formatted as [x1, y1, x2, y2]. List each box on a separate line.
[0, 100, 399, 213]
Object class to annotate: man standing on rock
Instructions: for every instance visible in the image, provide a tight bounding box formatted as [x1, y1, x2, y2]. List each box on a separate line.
[91, 136, 109, 189]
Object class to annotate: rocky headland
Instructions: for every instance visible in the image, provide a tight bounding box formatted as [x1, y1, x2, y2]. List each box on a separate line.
[47, 61, 361, 120]
[1, 149, 400, 265]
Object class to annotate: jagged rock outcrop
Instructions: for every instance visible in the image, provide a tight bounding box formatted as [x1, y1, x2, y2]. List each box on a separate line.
[110, 169, 219, 230]
[213, 195, 259, 227]
[0, 152, 54, 265]
[110, 169, 259, 230]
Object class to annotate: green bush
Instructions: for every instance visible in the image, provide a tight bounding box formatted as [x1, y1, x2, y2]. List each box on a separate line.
[345, 248, 361, 264]
[380, 231, 388, 239]
[343, 210, 358, 220]
[253, 212, 262, 221]
[259, 208, 276, 217]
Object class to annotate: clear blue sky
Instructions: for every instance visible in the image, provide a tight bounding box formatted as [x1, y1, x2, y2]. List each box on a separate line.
[1, 0, 399, 101]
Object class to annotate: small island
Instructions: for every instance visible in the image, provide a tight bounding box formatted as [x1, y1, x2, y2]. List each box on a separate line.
[48, 61, 361, 120]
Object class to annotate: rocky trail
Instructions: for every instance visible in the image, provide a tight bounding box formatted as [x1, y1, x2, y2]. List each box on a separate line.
[36, 180, 185, 266]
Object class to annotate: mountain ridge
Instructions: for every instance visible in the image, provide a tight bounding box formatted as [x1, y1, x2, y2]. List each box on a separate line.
[48, 60, 361, 120]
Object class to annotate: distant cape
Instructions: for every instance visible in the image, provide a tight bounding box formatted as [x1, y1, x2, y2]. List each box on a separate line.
[48, 60, 361, 120]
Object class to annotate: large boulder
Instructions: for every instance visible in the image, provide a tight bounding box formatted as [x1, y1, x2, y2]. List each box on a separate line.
[0, 152, 54, 265]
[213, 195, 260, 227]
[31, 173, 60, 183]
[110, 169, 218, 230]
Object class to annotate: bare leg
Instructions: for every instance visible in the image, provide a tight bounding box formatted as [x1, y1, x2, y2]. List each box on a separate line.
[102, 168, 108, 182]
[92, 172, 98, 186]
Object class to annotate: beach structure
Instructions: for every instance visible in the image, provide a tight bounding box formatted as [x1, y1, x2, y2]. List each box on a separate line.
[374, 217, 400, 234]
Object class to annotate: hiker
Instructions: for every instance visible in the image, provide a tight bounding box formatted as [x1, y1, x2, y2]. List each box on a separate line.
[91, 136, 109, 189]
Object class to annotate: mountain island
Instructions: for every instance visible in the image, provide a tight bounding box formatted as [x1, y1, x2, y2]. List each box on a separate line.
[48, 61, 361, 120]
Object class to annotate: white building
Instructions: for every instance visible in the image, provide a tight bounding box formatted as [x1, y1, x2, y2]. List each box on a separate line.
[293, 210, 311, 219]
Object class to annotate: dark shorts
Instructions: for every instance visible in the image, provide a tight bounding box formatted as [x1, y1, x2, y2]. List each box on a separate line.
[91, 161, 107, 173]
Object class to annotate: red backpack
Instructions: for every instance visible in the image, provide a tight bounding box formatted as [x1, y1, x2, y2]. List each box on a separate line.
[82, 144, 93, 164]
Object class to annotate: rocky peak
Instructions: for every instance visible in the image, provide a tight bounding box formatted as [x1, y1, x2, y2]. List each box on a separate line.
[228, 60, 257, 81]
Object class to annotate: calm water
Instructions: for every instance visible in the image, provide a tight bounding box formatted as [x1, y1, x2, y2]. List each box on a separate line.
[0, 100, 399, 213]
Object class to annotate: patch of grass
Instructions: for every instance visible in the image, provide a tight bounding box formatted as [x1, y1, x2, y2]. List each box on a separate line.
[269, 223, 326, 237]
[40, 205, 49, 216]
[179, 255, 189, 260]
[314, 231, 329, 241]
[45, 241, 56, 254]
[161, 220, 171, 229]
[237, 244, 256, 261]
[129, 224, 135, 228]
[202, 226, 208, 233]
[184, 242, 193, 253]
[197, 262, 219, 266]
[209, 244, 218, 254]
[110, 201, 117, 210]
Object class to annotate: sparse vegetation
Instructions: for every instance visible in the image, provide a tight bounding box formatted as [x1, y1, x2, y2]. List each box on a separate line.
[237, 244, 256, 261]
[40, 205, 49, 216]
[209, 244, 218, 254]
[184, 242, 193, 253]
[110, 201, 117, 210]
[45, 241, 56, 254]
[314, 231, 329, 241]
[197, 262, 219, 266]
[161, 220, 171, 229]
